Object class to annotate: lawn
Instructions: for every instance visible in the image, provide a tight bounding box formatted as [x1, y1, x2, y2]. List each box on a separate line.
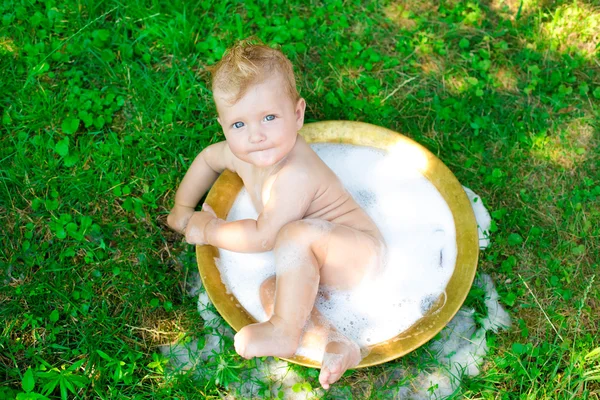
[1, 0, 599, 398]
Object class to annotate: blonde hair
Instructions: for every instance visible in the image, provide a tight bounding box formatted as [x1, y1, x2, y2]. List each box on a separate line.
[209, 39, 300, 104]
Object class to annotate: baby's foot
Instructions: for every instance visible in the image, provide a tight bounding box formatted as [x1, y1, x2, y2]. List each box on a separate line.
[319, 340, 361, 390]
[234, 319, 299, 359]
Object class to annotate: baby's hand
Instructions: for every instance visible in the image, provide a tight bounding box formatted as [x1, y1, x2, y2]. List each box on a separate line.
[184, 204, 221, 245]
[167, 204, 195, 234]
[201, 203, 218, 218]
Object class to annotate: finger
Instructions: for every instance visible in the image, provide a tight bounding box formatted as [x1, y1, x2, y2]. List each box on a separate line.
[202, 203, 217, 217]
[184, 220, 198, 243]
[183, 225, 193, 243]
[184, 219, 206, 244]
[185, 230, 199, 245]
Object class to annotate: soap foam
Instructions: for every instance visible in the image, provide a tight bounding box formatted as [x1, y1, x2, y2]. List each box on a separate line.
[215, 143, 457, 353]
[463, 187, 492, 249]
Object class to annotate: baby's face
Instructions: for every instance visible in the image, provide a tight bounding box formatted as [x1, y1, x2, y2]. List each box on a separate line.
[215, 77, 305, 168]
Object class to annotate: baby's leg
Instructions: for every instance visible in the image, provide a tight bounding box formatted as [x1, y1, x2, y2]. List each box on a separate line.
[234, 219, 383, 359]
[233, 221, 322, 359]
[257, 276, 362, 390]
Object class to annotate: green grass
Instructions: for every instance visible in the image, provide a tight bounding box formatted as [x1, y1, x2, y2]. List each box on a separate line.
[1, 0, 599, 398]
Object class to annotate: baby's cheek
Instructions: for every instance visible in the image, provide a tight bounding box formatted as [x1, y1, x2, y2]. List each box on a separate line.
[228, 142, 243, 154]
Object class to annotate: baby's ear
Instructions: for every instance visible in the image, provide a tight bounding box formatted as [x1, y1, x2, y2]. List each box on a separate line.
[295, 98, 306, 130]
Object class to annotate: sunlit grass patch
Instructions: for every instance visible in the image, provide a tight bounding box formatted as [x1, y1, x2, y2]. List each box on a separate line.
[488, 0, 522, 17]
[444, 73, 480, 95]
[583, 346, 600, 382]
[538, 2, 600, 58]
[383, 0, 437, 30]
[531, 117, 596, 169]
[417, 53, 446, 76]
[492, 66, 519, 92]
[383, 3, 418, 30]
[488, 0, 551, 20]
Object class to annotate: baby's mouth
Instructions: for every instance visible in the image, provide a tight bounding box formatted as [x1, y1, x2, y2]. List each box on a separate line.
[252, 147, 279, 165]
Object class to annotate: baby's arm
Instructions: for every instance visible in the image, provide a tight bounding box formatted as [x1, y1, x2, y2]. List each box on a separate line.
[167, 142, 234, 233]
[201, 168, 315, 252]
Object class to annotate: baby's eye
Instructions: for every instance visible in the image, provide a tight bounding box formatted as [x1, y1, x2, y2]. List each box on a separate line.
[232, 121, 245, 129]
[263, 115, 275, 122]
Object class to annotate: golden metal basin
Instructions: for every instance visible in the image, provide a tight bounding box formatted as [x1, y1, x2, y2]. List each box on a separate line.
[196, 121, 479, 368]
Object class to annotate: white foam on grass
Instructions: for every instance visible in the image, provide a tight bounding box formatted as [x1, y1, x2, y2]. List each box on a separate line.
[463, 187, 492, 249]
[166, 274, 509, 399]
[160, 287, 233, 369]
[162, 272, 312, 399]
[216, 144, 458, 350]
[217, 358, 313, 400]
[402, 274, 511, 399]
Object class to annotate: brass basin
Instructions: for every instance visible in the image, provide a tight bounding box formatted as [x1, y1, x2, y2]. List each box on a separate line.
[196, 121, 479, 368]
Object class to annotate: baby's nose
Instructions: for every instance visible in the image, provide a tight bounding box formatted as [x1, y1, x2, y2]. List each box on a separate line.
[249, 128, 266, 143]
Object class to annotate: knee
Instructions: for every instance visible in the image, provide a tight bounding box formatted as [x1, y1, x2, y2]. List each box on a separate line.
[274, 220, 311, 247]
[259, 276, 276, 317]
[277, 219, 333, 242]
[259, 276, 276, 300]
[377, 239, 388, 262]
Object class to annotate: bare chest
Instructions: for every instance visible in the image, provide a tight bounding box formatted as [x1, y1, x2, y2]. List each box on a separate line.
[237, 167, 277, 213]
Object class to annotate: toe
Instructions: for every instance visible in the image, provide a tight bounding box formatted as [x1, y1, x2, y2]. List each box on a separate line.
[321, 354, 344, 388]
[233, 333, 247, 358]
[234, 340, 242, 357]
[328, 362, 342, 375]
[319, 368, 331, 390]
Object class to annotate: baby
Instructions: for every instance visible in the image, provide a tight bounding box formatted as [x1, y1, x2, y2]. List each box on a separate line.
[167, 40, 386, 389]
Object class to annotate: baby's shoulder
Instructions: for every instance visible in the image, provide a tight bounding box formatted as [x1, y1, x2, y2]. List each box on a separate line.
[202, 140, 237, 173]
[274, 160, 307, 178]
[271, 162, 315, 192]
